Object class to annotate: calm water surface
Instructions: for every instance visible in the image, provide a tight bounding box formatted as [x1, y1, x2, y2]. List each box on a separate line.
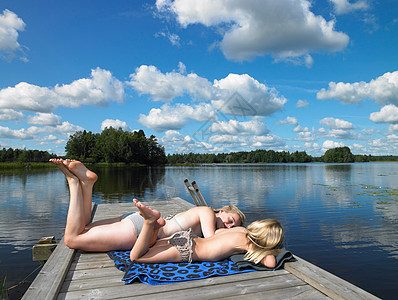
[1, 163, 398, 299]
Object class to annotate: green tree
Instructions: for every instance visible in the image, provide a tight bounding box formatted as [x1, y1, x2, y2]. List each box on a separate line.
[323, 147, 355, 163]
[65, 127, 166, 165]
[148, 135, 167, 165]
[65, 130, 97, 160]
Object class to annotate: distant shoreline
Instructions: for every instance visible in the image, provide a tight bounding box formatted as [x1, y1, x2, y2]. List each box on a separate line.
[1, 160, 397, 170]
[0, 162, 146, 170]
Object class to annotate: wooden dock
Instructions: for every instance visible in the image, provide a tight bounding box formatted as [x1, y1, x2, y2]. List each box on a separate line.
[23, 197, 380, 300]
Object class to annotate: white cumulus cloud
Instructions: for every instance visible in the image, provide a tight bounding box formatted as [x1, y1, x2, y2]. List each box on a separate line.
[296, 131, 316, 142]
[0, 9, 26, 60]
[328, 129, 358, 140]
[320, 117, 354, 129]
[212, 73, 286, 116]
[128, 64, 287, 117]
[252, 135, 285, 148]
[322, 140, 345, 149]
[209, 118, 268, 136]
[388, 124, 398, 133]
[317, 71, 398, 105]
[156, 0, 349, 62]
[52, 122, 84, 136]
[0, 109, 24, 121]
[0, 83, 59, 112]
[296, 99, 309, 108]
[55, 67, 125, 107]
[330, 0, 369, 15]
[27, 113, 62, 126]
[101, 119, 131, 131]
[138, 102, 216, 132]
[160, 130, 186, 144]
[293, 125, 309, 133]
[208, 135, 242, 145]
[128, 64, 215, 102]
[370, 105, 398, 124]
[276, 116, 298, 125]
[0, 68, 125, 113]
[0, 126, 35, 140]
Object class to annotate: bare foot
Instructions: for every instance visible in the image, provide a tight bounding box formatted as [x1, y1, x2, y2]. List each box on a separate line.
[133, 199, 165, 227]
[63, 160, 98, 185]
[49, 158, 78, 184]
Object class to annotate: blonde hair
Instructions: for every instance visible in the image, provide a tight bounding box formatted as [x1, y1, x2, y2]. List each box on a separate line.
[244, 219, 284, 264]
[213, 205, 246, 225]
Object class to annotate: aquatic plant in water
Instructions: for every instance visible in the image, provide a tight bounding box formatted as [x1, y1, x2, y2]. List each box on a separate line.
[314, 183, 398, 210]
[1, 272, 7, 299]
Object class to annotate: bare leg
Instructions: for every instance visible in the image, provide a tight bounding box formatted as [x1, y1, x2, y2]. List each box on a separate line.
[63, 159, 98, 225]
[50, 159, 138, 251]
[130, 199, 165, 261]
[50, 159, 87, 241]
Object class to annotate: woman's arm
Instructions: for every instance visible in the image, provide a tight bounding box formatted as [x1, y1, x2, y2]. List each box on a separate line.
[197, 207, 217, 238]
[133, 240, 182, 263]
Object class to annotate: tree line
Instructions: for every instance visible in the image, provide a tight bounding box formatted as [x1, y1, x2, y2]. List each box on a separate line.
[167, 147, 375, 164]
[65, 127, 167, 165]
[167, 149, 313, 164]
[1, 135, 396, 165]
[0, 147, 55, 163]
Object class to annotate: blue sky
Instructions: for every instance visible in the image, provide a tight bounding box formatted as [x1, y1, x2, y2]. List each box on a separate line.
[0, 0, 397, 156]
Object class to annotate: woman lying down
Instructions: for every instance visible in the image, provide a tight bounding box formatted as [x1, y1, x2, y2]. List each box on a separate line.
[130, 199, 284, 269]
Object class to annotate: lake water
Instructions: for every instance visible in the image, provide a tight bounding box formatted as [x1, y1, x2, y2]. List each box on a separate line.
[1, 163, 398, 299]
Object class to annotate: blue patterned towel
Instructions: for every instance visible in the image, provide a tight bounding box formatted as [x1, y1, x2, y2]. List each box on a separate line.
[108, 248, 293, 285]
[108, 250, 255, 285]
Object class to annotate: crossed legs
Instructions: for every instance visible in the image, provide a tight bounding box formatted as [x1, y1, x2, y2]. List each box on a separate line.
[130, 199, 181, 263]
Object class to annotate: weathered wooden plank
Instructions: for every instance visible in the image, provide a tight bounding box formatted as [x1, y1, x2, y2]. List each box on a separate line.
[169, 197, 195, 210]
[22, 203, 98, 300]
[70, 259, 116, 271]
[214, 285, 330, 300]
[59, 274, 305, 299]
[60, 275, 125, 293]
[62, 266, 288, 295]
[22, 236, 76, 300]
[57, 271, 298, 300]
[72, 252, 110, 263]
[284, 255, 380, 300]
[64, 266, 120, 281]
[130, 274, 306, 299]
[32, 243, 58, 261]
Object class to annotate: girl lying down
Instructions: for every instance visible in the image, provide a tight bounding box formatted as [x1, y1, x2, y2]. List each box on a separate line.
[130, 199, 284, 269]
[50, 158, 245, 253]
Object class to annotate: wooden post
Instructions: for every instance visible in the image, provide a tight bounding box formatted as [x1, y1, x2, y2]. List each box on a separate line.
[184, 179, 201, 206]
[32, 236, 58, 261]
[191, 181, 208, 206]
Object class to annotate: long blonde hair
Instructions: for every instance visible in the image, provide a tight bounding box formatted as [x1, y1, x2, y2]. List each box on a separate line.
[213, 205, 246, 225]
[244, 219, 284, 264]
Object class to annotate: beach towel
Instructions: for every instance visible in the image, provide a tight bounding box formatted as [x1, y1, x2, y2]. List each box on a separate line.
[107, 248, 293, 285]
